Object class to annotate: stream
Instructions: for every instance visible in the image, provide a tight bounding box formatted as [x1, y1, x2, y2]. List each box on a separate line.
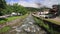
[5, 14, 47, 34]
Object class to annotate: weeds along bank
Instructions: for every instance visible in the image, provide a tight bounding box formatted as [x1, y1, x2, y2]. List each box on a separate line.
[0, 14, 29, 33]
[33, 16, 60, 34]
[0, 14, 28, 24]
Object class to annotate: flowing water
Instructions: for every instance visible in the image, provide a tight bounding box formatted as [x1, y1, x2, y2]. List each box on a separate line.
[5, 14, 47, 34]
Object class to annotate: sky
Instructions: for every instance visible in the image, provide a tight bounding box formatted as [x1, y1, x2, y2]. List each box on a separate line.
[5, 0, 59, 8]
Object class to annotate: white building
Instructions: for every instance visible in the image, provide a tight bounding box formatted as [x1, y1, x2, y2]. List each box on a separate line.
[11, 12, 21, 16]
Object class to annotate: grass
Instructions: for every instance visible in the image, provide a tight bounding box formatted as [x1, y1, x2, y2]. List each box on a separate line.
[34, 16, 60, 34]
[0, 26, 11, 33]
[34, 17, 50, 30]
[45, 19, 60, 25]
[0, 14, 28, 24]
[0, 14, 28, 33]
[34, 16, 60, 25]
[0, 20, 6, 24]
[0, 16, 20, 24]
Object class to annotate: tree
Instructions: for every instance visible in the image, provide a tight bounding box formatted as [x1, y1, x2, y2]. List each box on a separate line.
[6, 5, 14, 14]
[57, 5, 60, 16]
[12, 3, 28, 15]
[0, 0, 6, 9]
[0, 0, 7, 16]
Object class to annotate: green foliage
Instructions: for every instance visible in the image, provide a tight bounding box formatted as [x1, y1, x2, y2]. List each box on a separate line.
[0, 1, 28, 15]
[34, 16, 60, 34]
[0, 0, 7, 15]
[6, 5, 14, 14]
[0, 16, 20, 24]
[0, 26, 11, 33]
[25, 6, 50, 12]
[0, 14, 28, 24]
[0, 20, 6, 24]
[57, 5, 60, 16]
[12, 3, 28, 15]
[0, 14, 28, 33]
[0, 0, 6, 9]
[25, 7, 40, 12]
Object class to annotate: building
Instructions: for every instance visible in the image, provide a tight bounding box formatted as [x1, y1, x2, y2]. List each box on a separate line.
[11, 12, 21, 16]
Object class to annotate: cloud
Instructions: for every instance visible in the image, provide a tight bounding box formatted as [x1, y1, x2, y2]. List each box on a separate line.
[18, 0, 39, 8]
[6, 0, 59, 8]
[42, 0, 58, 8]
[6, 0, 39, 8]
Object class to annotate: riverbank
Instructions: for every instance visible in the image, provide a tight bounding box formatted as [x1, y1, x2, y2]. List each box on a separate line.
[0, 14, 28, 34]
[33, 15, 60, 34]
[32, 14, 60, 25]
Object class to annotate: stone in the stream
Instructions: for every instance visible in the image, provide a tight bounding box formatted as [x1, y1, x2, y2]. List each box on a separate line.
[36, 28, 40, 31]
[12, 26, 17, 28]
[21, 24, 26, 27]
[31, 29, 36, 32]
[16, 30, 21, 32]
[24, 27, 31, 32]
[35, 25, 40, 31]
[15, 28, 22, 32]
[28, 22, 33, 24]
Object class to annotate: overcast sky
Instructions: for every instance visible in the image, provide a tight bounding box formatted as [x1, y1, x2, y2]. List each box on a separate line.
[6, 0, 59, 8]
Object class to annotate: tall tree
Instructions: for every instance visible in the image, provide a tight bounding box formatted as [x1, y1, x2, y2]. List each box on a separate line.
[0, 0, 6, 9]
[0, 0, 7, 15]
[13, 3, 28, 15]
